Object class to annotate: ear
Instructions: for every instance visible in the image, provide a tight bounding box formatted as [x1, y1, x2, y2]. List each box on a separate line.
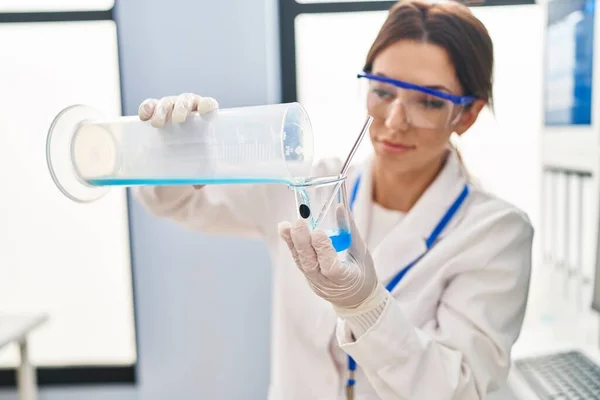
[453, 99, 486, 136]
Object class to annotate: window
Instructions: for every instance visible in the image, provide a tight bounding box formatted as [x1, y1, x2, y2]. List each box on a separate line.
[0, 6, 136, 387]
[296, 0, 391, 3]
[279, 0, 536, 103]
[283, 1, 539, 186]
[294, 10, 387, 162]
[0, 1, 114, 12]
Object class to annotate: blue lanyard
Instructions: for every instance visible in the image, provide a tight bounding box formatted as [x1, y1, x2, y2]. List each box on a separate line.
[345, 175, 469, 394]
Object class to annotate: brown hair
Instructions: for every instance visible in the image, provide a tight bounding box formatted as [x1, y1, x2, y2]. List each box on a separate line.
[363, 0, 494, 107]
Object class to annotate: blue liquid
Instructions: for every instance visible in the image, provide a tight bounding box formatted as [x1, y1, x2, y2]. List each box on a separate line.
[328, 230, 352, 252]
[87, 177, 290, 186]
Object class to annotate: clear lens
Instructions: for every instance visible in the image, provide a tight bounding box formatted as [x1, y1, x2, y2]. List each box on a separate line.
[363, 79, 463, 129]
[404, 90, 456, 129]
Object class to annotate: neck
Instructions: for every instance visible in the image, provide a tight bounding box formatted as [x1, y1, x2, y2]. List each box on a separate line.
[372, 153, 447, 212]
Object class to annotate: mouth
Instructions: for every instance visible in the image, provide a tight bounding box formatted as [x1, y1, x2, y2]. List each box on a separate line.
[376, 139, 416, 153]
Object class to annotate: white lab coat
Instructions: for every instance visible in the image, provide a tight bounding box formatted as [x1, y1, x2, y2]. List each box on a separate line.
[134, 149, 534, 400]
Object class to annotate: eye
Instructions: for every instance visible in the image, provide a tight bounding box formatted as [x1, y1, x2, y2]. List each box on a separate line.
[372, 88, 394, 100]
[419, 97, 446, 109]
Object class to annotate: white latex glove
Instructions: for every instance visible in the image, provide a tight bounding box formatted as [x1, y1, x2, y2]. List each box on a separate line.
[137, 93, 218, 190]
[278, 208, 380, 310]
[138, 93, 219, 128]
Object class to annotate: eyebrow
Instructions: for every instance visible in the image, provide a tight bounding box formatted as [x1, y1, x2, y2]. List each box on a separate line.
[374, 72, 453, 93]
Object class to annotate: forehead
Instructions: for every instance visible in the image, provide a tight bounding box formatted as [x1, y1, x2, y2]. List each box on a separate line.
[371, 40, 461, 93]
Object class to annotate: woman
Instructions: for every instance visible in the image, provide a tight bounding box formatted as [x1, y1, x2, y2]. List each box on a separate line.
[135, 0, 534, 399]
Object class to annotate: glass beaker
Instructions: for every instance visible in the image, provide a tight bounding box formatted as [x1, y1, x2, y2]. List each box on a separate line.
[289, 175, 352, 252]
[46, 102, 314, 203]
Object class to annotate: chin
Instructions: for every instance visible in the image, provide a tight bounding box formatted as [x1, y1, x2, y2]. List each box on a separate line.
[374, 148, 414, 171]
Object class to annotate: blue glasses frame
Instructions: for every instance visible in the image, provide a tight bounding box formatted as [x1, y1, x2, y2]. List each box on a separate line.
[357, 72, 476, 106]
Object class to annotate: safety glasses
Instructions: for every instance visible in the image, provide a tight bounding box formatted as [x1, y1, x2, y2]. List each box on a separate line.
[357, 72, 476, 130]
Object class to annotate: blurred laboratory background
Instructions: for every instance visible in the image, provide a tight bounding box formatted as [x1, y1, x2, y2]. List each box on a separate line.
[0, 0, 599, 399]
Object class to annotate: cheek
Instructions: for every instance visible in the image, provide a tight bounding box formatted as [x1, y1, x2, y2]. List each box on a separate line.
[414, 128, 452, 151]
[367, 117, 452, 156]
[368, 117, 385, 141]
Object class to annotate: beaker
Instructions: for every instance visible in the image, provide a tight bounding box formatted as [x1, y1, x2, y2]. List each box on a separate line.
[289, 175, 352, 253]
[46, 102, 314, 203]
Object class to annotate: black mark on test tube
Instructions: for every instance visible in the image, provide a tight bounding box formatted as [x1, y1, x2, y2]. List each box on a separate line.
[299, 204, 310, 219]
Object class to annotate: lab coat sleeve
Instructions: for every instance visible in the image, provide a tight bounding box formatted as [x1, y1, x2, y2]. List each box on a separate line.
[133, 184, 278, 238]
[336, 211, 534, 400]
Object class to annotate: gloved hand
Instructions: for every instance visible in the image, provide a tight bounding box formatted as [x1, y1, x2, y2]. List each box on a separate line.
[138, 93, 219, 128]
[137, 93, 219, 190]
[278, 207, 380, 310]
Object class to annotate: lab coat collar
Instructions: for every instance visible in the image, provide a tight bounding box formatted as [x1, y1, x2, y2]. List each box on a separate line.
[351, 148, 470, 290]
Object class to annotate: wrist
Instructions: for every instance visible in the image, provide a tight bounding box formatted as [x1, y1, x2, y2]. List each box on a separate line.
[334, 283, 388, 317]
[334, 284, 389, 338]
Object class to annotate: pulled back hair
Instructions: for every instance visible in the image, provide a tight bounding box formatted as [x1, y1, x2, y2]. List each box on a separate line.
[364, 0, 494, 108]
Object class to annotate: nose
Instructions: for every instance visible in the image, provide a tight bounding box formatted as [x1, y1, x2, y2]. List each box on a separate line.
[384, 100, 409, 131]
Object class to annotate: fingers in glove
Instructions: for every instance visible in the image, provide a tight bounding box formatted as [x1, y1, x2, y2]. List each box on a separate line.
[196, 96, 219, 114]
[278, 221, 301, 266]
[311, 230, 344, 279]
[150, 96, 177, 128]
[172, 93, 198, 124]
[290, 220, 320, 274]
[138, 98, 158, 121]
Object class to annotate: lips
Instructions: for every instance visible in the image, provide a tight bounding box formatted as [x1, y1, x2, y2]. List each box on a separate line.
[377, 139, 415, 153]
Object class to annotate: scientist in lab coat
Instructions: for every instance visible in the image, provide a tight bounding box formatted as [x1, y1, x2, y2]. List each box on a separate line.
[134, 0, 534, 399]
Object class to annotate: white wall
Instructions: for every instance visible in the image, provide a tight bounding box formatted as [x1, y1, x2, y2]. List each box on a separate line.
[461, 5, 543, 251]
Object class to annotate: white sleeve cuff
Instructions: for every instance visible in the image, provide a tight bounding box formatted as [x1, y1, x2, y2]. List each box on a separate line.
[333, 284, 389, 338]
